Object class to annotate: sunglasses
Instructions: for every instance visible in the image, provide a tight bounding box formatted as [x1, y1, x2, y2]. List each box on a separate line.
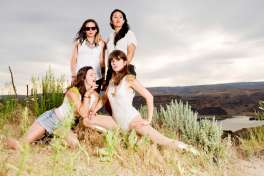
[84, 27, 97, 31]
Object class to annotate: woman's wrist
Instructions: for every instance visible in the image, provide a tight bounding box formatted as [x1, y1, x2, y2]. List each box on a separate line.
[147, 117, 152, 122]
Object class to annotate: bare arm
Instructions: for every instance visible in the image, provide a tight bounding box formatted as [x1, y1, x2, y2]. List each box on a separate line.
[127, 43, 136, 64]
[128, 76, 154, 122]
[90, 88, 109, 116]
[70, 41, 79, 77]
[86, 92, 100, 118]
[66, 88, 94, 118]
[99, 41, 105, 68]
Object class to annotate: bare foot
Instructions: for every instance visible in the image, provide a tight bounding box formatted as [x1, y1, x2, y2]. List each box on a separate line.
[5, 137, 20, 150]
[174, 141, 199, 156]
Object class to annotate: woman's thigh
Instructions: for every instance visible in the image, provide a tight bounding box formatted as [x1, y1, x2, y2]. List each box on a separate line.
[83, 114, 118, 130]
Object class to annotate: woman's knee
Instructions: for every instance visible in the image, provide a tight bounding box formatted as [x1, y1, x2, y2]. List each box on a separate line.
[132, 125, 149, 135]
[68, 139, 79, 149]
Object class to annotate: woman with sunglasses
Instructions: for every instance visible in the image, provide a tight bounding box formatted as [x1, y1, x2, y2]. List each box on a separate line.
[83, 50, 199, 155]
[70, 19, 105, 93]
[104, 9, 137, 88]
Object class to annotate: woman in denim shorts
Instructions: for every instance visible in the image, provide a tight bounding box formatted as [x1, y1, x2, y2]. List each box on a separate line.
[7, 66, 99, 149]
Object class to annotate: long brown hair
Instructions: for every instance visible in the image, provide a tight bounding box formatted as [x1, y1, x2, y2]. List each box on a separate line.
[67, 66, 93, 100]
[108, 50, 128, 86]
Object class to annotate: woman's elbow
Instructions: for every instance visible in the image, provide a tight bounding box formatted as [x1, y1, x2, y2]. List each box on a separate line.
[146, 94, 153, 103]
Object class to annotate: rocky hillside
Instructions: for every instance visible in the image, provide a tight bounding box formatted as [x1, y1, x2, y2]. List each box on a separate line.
[134, 82, 264, 116]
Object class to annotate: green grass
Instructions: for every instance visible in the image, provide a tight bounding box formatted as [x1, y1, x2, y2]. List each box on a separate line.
[30, 67, 65, 116]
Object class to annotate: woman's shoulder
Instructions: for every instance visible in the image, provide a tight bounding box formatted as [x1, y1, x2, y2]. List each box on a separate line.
[98, 40, 105, 48]
[65, 87, 81, 102]
[91, 91, 99, 99]
[125, 31, 137, 45]
[127, 30, 136, 36]
[124, 74, 136, 83]
[67, 87, 80, 95]
[108, 32, 115, 38]
[74, 40, 82, 46]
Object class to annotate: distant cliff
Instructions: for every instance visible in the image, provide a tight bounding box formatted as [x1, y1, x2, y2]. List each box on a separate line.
[133, 81, 264, 116]
[1, 82, 264, 116]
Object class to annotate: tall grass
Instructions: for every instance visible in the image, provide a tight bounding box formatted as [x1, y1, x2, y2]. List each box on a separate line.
[0, 97, 17, 128]
[30, 67, 65, 116]
[19, 107, 30, 134]
[49, 101, 90, 176]
[98, 129, 151, 162]
[239, 126, 264, 158]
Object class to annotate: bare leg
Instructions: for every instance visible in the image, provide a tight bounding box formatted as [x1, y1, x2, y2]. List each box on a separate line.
[83, 115, 118, 131]
[130, 117, 199, 155]
[6, 121, 46, 150]
[130, 118, 175, 146]
[65, 130, 79, 149]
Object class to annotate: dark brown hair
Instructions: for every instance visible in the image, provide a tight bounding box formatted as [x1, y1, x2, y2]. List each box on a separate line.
[108, 50, 128, 86]
[67, 66, 93, 100]
[75, 19, 100, 46]
[110, 9, 130, 46]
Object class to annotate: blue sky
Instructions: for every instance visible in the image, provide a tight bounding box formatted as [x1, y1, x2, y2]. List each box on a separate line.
[1, 0, 264, 94]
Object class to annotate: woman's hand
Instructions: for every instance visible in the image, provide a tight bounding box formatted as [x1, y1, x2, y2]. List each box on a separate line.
[147, 116, 153, 124]
[91, 81, 98, 90]
[84, 82, 98, 97]
[88, 111, 97, 119]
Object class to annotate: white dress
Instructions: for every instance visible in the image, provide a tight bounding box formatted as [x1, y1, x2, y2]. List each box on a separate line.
[107, 76, 140, 130]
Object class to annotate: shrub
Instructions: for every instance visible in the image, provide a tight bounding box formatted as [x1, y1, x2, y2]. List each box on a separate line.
[256, 100, 264, 120]
[141, 100, 224, 159]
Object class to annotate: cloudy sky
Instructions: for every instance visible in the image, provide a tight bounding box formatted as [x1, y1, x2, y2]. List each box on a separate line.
[1, 0, 264, 95]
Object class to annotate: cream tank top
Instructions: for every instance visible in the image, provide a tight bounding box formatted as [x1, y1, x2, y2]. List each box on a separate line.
[107, 76, 140, 130]
[77, 41, 102, 80]
[55, 91, 97, 120]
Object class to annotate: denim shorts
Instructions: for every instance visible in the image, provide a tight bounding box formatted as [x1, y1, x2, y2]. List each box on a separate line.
[36, 109, 60, 134]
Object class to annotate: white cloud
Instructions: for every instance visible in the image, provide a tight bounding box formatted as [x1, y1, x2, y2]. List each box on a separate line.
[1, 0, 264, 94]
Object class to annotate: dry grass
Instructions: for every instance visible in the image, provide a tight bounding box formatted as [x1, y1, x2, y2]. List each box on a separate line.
[0, 101, 264, 175]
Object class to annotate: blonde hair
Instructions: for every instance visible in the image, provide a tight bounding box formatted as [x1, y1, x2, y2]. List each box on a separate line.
[95, 33, 101, 45]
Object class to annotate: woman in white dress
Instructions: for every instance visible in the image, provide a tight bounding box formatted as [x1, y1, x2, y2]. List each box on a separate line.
[83, 50, 198, 154]
[70, 19, 105, 93]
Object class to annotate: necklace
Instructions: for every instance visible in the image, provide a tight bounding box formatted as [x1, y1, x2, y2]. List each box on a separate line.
[111, 87, 117, 96]
[85, 39, 95, 48]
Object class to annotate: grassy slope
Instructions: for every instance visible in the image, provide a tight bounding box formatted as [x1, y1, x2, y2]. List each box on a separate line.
[0, 106, 263, 176]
